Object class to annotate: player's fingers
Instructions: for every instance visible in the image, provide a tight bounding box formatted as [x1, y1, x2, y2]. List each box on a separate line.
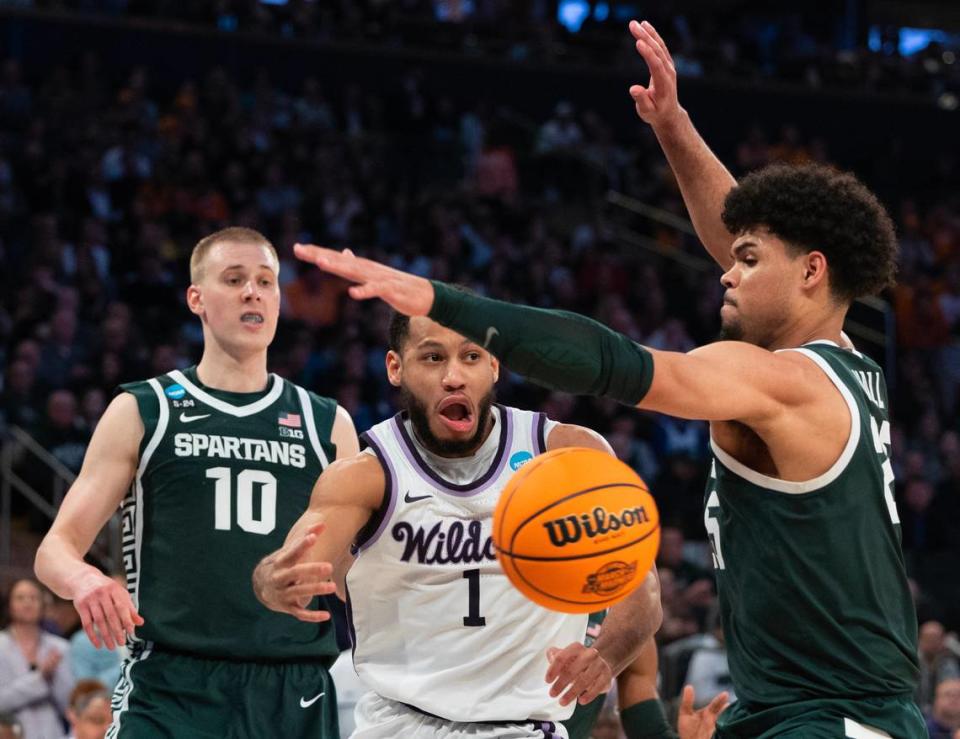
[638, 29, 674, 86]
[275, 532, 319, 566]
[284, 580, 337, 600]
[680, 684, 695, 715]
[282, 561, 334, 583]
[348, 283, 383, 301]
[288, 607, 332, 623]
[294, 244, 365, 282]
[77, 604, 102, 649]
[544, 644, 578, 683]
[706, 691, 729, 716]
[560, 662, 603, 706]
[109, 590, 136, 637]
[90, 600, 117, 650]
[98, 596, 128, 648]
[641, 20, 672, 61]
[549, 648, 592, 695]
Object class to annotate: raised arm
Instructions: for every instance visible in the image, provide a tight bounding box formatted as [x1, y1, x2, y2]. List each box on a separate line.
[628, 20, 737, 270]
[34, 393, 144, 650]
[252, 452, 383, 621]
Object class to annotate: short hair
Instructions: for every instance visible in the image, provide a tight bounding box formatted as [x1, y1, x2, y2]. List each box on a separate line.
[721, 164, 898, 302]
[69, 679, 109, 713]
[190, 227, 277, 283]
[388, 312, 411, 353]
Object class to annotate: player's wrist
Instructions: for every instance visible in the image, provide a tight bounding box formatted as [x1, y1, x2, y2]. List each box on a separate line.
[651, 107, 690, 142]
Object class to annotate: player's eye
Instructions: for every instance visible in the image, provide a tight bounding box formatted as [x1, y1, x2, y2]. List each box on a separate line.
[226, 276, 242, 285]
[464, 352, 481, 361]
[259, 279, 273, 287]
[423, 353, 442, 362]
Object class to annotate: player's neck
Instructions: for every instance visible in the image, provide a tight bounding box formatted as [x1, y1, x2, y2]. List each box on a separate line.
[767, 307, 846, 352]
[196, 347, 270, 393]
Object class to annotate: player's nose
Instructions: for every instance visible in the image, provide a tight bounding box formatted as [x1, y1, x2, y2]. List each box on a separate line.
[241, 280, 261, 300]
[720, 265, 738, 289]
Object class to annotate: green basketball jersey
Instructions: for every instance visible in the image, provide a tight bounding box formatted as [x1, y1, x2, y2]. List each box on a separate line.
[704, 342, 919, 714]
[119, 366, 339, 662]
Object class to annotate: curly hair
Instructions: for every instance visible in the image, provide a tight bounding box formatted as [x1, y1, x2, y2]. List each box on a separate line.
[721, 164, 898, 301]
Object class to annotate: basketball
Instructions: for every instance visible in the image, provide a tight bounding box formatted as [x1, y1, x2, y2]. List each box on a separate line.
[493, 447, 660, 614]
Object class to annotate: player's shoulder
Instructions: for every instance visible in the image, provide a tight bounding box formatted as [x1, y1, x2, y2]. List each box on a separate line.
[319, 450, 386, 506]
[545, 422, 612, 455]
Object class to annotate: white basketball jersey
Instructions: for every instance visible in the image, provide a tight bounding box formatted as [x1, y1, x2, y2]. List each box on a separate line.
[345, 405, 589, 723]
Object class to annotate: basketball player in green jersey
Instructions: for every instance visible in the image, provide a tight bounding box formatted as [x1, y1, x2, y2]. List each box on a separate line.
[292, 47, 925, 731]
[35, 227, 359, 738]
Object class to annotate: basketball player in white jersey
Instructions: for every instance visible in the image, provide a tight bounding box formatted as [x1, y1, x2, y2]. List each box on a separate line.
[253, 313, 663, 738]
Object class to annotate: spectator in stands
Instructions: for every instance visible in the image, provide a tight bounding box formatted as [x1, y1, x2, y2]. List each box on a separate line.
[64, 679, 112, 739]
[0, 579, 73, 739]
[928, 678, 960, 739]
[918, 621, 960, 713]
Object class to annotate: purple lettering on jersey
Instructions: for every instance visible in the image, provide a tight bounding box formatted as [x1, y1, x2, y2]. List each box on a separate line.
[392, 520, 496, 564]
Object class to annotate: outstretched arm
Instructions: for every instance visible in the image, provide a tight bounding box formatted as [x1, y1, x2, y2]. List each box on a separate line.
[292, 247, 816, 426]
[628, 20, 738, 270]
[252, 453, 383, 621]
[35, 393, 145, 650]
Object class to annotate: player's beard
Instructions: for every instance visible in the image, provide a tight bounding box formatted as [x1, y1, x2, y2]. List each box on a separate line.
[403, 386, 496, 457]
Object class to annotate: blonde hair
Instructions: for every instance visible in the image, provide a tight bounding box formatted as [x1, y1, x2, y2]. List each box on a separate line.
[190, 227, 278, 283]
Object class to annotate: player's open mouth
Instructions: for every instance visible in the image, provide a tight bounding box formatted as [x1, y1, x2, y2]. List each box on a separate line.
[437, 396, 475, 433]
[241, 312, 264, 325]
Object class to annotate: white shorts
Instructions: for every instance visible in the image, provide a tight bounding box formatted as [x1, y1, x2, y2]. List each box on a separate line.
[350, 692, 569, 739]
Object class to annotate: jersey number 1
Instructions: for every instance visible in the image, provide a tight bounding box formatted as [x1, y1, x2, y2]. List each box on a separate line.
[463, 569, 486, 627]
[206, 467, 277, 535]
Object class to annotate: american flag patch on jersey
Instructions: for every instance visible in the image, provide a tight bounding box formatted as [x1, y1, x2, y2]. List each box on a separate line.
[278, 412, 302, 428]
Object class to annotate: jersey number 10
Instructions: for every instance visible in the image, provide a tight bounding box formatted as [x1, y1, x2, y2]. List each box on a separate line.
[206, 467, 277, 535]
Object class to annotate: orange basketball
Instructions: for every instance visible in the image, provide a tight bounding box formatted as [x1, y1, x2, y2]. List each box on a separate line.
[493, 447, 660, 614]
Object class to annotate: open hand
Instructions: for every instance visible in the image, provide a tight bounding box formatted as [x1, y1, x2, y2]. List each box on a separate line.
[72, 569, 144, 650]
[677, 685, 729, 739]
[293, 244, 434, 317]
[628, 20, 683, 130]
[545, 642, 613, 707]
[252, 523, 336, 622]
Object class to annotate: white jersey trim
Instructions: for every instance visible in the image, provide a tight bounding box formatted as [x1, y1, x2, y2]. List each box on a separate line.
[710, 347, 861, 495]
[295, 386, 329, 468]
[167, 369, 283, 417]
[106, 641, 154, 739]
[129, 380, 168, 612]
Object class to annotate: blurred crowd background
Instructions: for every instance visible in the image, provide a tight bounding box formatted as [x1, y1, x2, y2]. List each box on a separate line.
[1, 1, 959, 737]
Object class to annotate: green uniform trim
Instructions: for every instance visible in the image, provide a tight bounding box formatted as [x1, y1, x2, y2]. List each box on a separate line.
[429, 281, 654, 405]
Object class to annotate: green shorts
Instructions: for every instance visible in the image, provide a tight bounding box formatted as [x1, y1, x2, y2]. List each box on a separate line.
[716, 694, 926, 738]
[106, 644, 338, 739]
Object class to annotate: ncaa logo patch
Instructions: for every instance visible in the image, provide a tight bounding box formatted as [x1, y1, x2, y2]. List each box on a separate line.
[509, 451, 533, 471]
[165, 384, 186, 400]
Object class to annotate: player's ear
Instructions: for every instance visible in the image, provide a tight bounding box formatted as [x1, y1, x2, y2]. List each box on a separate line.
[186, 284, 203, 316]
[490, 355, 500, 383]
[802, 250, 828, 290]
[385, 350, 402, 387]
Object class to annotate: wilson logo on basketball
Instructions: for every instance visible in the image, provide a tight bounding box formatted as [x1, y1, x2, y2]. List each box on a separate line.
[582, 560, 638, 595]
[542, 505, 650, 548]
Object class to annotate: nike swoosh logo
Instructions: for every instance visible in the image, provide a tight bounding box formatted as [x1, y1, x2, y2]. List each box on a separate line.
[404, 492, 432, 504]
[180, 413, 211, 423]
[483, 326, 499, 349]
[299, 692, 325, 708]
